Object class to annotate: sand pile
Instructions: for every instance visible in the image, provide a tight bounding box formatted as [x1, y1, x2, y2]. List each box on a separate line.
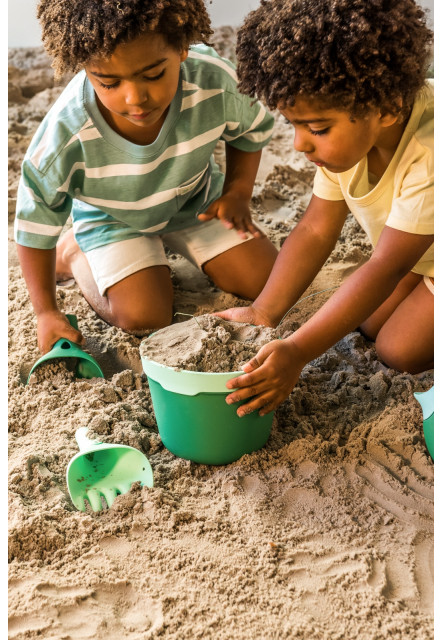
[8, 30, 433, 640]
[140, 315, 279, 372]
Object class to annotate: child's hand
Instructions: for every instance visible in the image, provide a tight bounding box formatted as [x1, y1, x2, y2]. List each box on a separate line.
[225, 338, 304, 416]
[214, 305, 275, 327]
[197, 193, 264, 239]
[37, 310, 85, 354]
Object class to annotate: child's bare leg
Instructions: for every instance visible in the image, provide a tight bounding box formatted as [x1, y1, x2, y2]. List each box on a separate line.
[202, 237, 278, 300]
[360, 273, 433, 373]
[360, 272, 423, 339]
[56, 230, 173, 333]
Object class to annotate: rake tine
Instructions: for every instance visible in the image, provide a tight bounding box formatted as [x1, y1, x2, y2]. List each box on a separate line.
[101, 488, 118, 509]
[86, 488, 104, 512]
[73, 494, 87, 512]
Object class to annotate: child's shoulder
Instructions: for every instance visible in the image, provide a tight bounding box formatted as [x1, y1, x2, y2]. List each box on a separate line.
[184, 44, 238, 89]
[417, 79, 433, 118]
[411, 80, 433, 152]
[24, 71, 93, 175]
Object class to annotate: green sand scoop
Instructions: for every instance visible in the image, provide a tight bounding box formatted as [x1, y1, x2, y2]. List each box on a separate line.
[26, 314, 104, 384]
[67, 427, 154, 512]
[414, 386, 434, 460]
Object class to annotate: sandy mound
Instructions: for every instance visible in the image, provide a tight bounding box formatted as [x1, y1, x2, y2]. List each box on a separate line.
[8, 29, 433, 640]
[140, 315, 279, 372]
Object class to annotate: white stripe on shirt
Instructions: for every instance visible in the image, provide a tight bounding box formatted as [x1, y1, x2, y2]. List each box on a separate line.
[75, 168, 207, 211]
[15, 218, 64, 236]
[56, 128, 225, 191]
[223, 106, 268, 142]
[187, 50, 238, 82]
[65, 127, 103, 148]
[181, 88, 224, 111]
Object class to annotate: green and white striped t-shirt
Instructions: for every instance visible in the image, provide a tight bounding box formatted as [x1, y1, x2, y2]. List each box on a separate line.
[15, 45, 274, 253]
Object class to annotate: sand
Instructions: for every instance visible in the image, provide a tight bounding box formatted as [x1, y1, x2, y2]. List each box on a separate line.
[8, 29, 434, 640]
[140, 315, 280, 372]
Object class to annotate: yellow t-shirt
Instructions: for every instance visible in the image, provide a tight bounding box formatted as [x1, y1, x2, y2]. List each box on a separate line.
[313, 80, 434, 276]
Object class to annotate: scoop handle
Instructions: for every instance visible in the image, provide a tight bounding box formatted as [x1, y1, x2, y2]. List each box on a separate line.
[75, 426, 103, 452]
[66, 314, 79, 330]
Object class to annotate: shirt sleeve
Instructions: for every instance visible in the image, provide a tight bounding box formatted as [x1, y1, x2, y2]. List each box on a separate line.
[215, 53, 274, 153]
[14, 159, 73, 249]
[312, 166, 345, 201]
[221, 93, 275, 152]
[385, 150, 434, 235]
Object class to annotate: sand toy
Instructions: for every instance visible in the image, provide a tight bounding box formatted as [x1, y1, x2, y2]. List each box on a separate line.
[139, 317, 275, 465]
[414, 386, 434, 460]
[140, 357, 274, 466]
[26, 314, 104, 383]
[67, 427, 154, 512]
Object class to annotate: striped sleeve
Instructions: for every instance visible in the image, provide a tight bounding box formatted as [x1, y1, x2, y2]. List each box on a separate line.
[14, 159, 72, 249]
[188, 46, 274, 153]
[221, 95, 275, 152]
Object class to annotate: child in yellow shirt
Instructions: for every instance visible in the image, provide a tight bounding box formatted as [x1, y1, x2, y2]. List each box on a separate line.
[218, 0, 434, 416]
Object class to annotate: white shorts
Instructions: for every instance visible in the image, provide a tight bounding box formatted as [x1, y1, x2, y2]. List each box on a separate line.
[423, 275, 434, 294]
[85, 218, 259, 296]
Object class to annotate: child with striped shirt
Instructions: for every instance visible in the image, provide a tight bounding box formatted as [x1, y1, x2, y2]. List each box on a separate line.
[15, 0, 277, 353]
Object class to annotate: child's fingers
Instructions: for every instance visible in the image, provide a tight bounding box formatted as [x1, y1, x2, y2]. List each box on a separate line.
[68, 328, 86, 347]
[197, 211, 217, 222]
[229, 214, 263, 238]
[220, 218, 234, 230]
[236, 389, 283, 417]
[213, 309, 236, 320]
[213, 306, 255, 323]
[226, 368, 260, 391]
[245, 220, 264, 238]
[226, 381, 268, 406]
[242, 355, 262, 373]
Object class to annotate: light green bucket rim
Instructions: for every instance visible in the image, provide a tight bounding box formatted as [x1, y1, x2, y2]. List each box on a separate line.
[413, 386, 434, 421]
[141, 357, 243, 396]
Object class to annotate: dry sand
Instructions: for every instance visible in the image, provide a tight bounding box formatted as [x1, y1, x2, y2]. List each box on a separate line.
[140, 315, 280, 372]
[8, 29, 434, 639]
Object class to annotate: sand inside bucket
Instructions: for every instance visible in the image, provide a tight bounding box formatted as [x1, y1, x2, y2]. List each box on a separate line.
[140, 315, 279, 372]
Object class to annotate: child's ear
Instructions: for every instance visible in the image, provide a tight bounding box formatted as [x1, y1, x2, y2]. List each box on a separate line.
[180, 49, 189, 63]
[380, 98, 403, 126]
[380, 111, 399, 127]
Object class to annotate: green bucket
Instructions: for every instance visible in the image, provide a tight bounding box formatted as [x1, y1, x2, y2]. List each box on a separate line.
[141, 357, 274, 465]
[414, 386, 434, 460]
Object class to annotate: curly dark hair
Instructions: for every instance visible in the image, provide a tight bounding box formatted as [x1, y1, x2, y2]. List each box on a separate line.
[236, 0, 433, 117]
[37, 0, 213, 78]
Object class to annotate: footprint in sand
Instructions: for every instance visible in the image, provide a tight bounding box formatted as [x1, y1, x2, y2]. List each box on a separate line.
[9, 579, 164, 639]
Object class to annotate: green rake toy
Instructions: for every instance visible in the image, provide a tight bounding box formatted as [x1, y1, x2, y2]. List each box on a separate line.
[67, 427, 154, 512]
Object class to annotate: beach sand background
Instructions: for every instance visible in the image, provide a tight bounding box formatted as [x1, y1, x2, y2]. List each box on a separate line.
[8, 28, 434, 639]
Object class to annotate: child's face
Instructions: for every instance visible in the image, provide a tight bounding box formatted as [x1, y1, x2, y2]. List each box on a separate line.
[85, 31, 188, 139]
[279, 98, 397, 173]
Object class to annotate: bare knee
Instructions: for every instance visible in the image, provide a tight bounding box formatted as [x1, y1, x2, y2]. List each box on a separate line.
[204, 238, 277, 300]
[375, 332, 428, 374]
[112, 306, 172, 335]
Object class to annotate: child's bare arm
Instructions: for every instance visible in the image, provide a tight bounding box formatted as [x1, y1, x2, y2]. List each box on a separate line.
[226, 226, 433, 416]
[197, 145, 263, 238]
[16, 245, 84, 353]
[216, 194, 349, 324]
[286, 227, 433, 363]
